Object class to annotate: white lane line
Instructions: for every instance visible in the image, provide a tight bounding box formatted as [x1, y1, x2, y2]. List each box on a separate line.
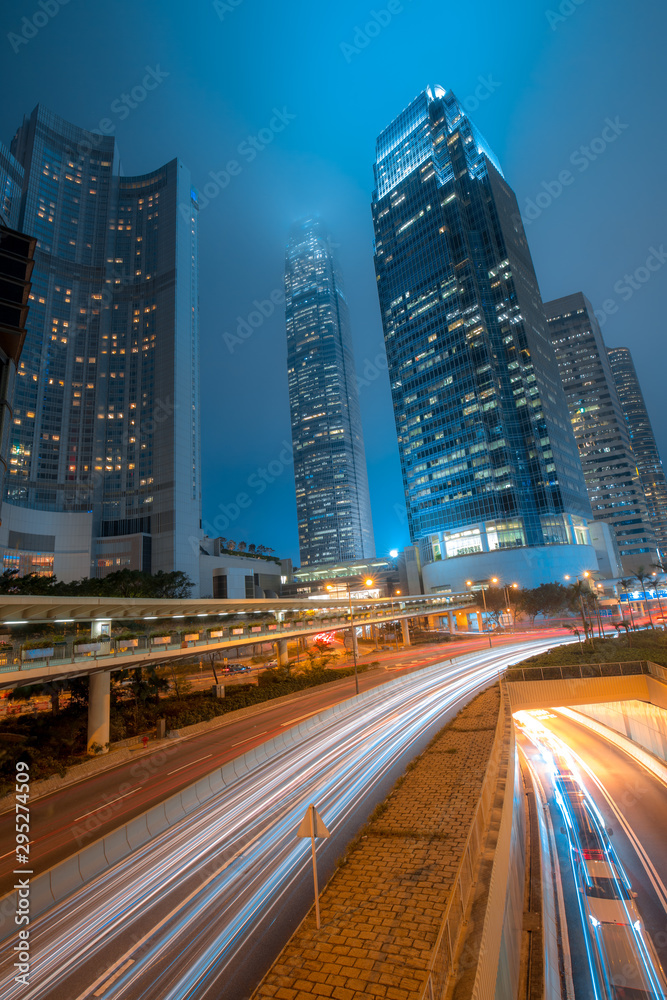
[231, 732, 267, 748]
[74, 789, 141, 822]
[167, 754, 212, 776]
[93, 959, 134, 996]
[0, 841, 33, 861]
[281, 710, 321, 727]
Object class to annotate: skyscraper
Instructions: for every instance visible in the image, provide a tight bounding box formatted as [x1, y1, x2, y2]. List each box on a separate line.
[544, 293, 657, 574]
[607, 346, 667, 559]
[371, 86, 594, 591]
[0, 106, 201, 586]
[285, 218, 375, 567]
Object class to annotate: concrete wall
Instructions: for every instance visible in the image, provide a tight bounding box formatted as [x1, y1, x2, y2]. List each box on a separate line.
[199, 551, 282, 598]
[575, 697, 667, 763]
[422, 543, 598, 593]
[0, 503, 92, 582]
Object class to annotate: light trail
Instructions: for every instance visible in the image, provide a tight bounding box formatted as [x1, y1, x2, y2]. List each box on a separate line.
[517, 712, 667, 1000]
[0, 639, 565, 1000]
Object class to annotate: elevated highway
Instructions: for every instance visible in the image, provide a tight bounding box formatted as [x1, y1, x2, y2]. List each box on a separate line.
[0, 591, 486, 752]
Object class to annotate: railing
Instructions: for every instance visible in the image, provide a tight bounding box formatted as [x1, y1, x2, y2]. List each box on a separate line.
[504, 660, 650, 683]
[418, 690, 509, 999]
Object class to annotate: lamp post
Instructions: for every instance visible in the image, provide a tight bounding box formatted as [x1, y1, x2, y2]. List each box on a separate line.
[466, 578, 496, 647]
[326, 577, 374, 695]
[502, 582, 518, 627]
[390, 589, 401, 650]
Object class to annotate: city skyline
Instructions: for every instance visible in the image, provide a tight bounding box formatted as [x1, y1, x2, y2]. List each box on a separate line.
[0, 0, 664, 567]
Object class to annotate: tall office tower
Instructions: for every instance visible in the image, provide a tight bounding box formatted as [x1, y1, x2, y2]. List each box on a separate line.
[544, 293, 657, 574]
[371, 86, 595, 591]
[607, 346, 667, 559]
[0, 142, 36, 506]
[0, 106, 201, 587]
[285, 218, 375, 567]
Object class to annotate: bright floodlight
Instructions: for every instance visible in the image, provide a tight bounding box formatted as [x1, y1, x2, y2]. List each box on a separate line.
[389, 549, 398, 559]
[365, 578, 374, 587]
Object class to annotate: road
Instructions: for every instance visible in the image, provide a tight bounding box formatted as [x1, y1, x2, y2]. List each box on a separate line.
[0, 637, 563, 1000]
[519, 709, 667, 999]
[0, 629, 569, 896]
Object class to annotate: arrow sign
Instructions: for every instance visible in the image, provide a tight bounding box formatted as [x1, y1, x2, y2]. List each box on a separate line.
[297, 804, 330, 929]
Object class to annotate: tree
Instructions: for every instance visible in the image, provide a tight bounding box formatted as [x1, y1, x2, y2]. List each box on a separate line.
[632, 565, 656, 629]
[479, 587, 507, 627]
[566, 581, 597, 646]
[227, 540, 237, 551]
[237, 541, 247, 552]
[248, 544, 256, 554]
[516, 583, 569, 623]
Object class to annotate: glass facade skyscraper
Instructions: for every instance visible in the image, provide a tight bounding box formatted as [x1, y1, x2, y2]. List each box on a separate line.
[285, 218, 375, 567]
[372, 87, 593, 588]
[545, 293, 656, 574]
[607, 346, 667, 559]
[0, 106, 201, 586]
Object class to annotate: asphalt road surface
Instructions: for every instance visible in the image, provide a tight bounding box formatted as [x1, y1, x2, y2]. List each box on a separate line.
[0, 637, 563, 1000]
[520, 709, 667, 999]
[0, 629, 569, 896]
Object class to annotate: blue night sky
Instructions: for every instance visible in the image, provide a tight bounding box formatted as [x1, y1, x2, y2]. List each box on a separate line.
[1, 0, 665, 566]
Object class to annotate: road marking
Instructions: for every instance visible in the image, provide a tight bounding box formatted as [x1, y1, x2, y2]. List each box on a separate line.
[167, 754, 213, 776]
[281, 711, 320, 727]
[74, 789, 141, 822]
[93, 959, 134, 996]
[231, 732, 267, 747]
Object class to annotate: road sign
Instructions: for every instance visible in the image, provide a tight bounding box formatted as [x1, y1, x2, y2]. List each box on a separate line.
[297, 805, 330, 839]
[297, 804, 330, 929]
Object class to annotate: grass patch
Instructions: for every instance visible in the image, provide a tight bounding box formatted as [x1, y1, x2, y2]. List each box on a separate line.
[514, 633, 667, 671]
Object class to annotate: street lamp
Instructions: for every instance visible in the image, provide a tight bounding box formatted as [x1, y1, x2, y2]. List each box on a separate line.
[466, 579, 493, 647]
[502, 582, 518, 627]
[326, 577, 374, 695]
[390, 588, 402, 650]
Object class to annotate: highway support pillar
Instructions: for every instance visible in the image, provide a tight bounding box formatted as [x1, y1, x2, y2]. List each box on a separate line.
[476, 610, 484, 632]
[447, 611, 455, 632]
[401, 617, 411, 646]
[276, 638, 289, 667]
[87, 670, 110, 755]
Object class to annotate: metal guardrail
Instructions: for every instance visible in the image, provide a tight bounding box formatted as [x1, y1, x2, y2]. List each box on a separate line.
[504, 660, 650, 683]
[418, 690, 509, 999]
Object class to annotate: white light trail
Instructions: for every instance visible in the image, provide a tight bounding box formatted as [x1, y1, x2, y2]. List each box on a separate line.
[1, 639, 563, 1000]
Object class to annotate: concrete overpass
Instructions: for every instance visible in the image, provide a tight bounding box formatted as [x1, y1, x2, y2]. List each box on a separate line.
[0, 591, 489, 751]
